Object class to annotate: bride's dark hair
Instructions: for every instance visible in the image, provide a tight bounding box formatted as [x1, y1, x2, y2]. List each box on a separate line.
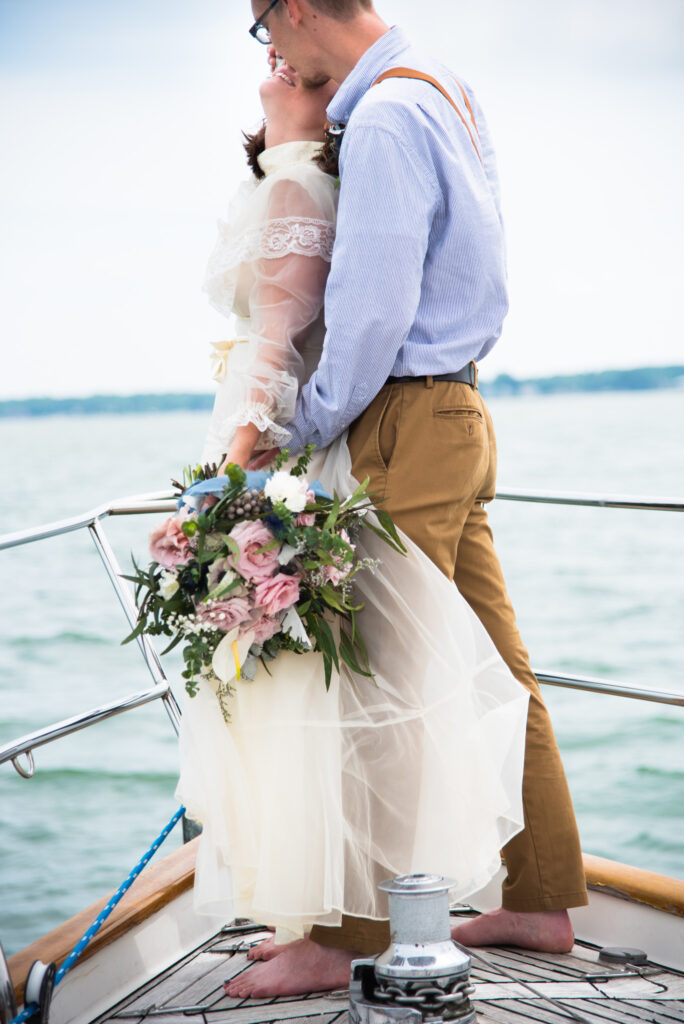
[243, 121, 339, 180]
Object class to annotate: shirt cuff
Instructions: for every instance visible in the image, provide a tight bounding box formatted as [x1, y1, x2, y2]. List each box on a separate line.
[284, 407, 325, 455]
[282, 418, 307, 455]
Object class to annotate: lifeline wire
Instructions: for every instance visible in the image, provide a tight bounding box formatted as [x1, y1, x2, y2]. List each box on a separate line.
[11, 804, 186, 1024]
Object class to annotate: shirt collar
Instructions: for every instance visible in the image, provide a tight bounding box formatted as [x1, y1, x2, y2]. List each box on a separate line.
[257, 139, 323, 177]
[326, 26, 410, 126]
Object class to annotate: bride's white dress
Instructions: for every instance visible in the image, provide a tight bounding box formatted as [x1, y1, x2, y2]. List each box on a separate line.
[176, 140, 529, 944]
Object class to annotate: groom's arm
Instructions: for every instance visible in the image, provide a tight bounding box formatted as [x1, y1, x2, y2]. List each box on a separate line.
[284, 120, 439, 452]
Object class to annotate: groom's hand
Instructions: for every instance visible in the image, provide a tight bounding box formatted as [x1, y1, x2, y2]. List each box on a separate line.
[249, 448, 280, 471]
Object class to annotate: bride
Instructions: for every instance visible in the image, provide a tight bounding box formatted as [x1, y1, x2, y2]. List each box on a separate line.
[176, 60, 529, 995]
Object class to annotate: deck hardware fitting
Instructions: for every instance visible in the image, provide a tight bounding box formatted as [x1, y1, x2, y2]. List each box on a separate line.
[219, 923, 274, 935]
[24, 958, 56, 1023]
[220, 939, 268, 953]
[350, 874, 478, 1024]
[598, 945, 647, 965]
[10, 752, 35, 780]
[1, 941, 18, 1024]
[583, 965, 669, 996]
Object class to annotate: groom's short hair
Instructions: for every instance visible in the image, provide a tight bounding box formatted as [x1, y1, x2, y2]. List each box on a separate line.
[307, 0, 372, 17]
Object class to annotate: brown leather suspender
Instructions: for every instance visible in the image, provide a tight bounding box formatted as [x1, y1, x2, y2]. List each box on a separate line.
[372, 67, 482, 165]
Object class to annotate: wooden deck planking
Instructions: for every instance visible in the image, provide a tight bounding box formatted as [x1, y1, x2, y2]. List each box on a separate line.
[478, 946, 597, 978]
[161, 955, 250, 1008]
[579, 999, 684, 1022]
[475, 997, 683, 1024]
[113, 1013, 346, 1024]
[122, 950, 232, 1011]
[471, 1001, 585, 1022]
[110, 1007, 346, 1024]
[627, 1002, 684, 1022]
[95, 925, 684, 1024]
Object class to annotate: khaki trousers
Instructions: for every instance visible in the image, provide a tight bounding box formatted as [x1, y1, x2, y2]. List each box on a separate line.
[310, 375, 588, 956]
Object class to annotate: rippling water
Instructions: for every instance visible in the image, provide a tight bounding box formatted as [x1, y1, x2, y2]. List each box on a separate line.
[1, 389, 682, 957]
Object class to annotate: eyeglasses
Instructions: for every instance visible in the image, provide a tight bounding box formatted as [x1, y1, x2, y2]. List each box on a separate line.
[249, 0, 281, 45]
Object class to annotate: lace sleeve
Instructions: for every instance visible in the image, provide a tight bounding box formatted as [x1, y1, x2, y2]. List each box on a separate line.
[202, 168, 337, 462]
[250, 217, 335, 261]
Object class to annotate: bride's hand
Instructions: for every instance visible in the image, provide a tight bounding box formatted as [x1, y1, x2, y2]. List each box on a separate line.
[218, 453, 246, 475]
[219, 425, 261, 475]
[249, 448, 280, 471]
[200, 451, 245, 510]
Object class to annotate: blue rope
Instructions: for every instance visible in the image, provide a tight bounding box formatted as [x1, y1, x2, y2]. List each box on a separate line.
[9, 1005, 35, 1024]
[12, 805, 186, 1023]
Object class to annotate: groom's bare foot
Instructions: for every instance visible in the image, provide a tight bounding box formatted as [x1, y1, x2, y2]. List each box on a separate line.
[247, 936, 287, 961]
[451, 908, 574, 953]
[225, 937, 357, 998]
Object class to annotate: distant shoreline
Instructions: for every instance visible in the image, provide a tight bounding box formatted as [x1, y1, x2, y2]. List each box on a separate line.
[2, 366, 683, 418]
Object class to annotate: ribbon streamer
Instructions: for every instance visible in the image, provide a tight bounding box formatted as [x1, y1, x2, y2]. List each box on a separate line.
[181, 473, 331, 506]
[210, 339, 248, 382]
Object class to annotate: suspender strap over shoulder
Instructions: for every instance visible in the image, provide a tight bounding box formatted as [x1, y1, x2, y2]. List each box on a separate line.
[371, 67, 482, 165]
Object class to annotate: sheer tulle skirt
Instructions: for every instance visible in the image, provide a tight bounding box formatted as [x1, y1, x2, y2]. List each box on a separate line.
[175, 435, 529, 942]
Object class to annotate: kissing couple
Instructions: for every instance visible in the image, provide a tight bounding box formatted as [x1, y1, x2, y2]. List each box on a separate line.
[175, 0, 587, 999]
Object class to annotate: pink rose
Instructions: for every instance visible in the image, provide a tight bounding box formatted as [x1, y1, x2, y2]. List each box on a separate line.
[249, 613, 281, 645]
[323, 529, 355, 585]
[227, 520, 280, 581]
[295, 490, 317, 527]
[323, 564, 345, 586]
[149, 516, 193, 569]
[195, 596, 251, 633]
[253, 572, 301, 617]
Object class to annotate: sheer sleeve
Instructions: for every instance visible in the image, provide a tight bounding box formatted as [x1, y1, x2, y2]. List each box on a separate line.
[202, 164, 337, 462]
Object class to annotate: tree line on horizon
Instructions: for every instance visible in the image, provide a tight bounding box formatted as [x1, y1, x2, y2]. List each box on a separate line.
[1, 366, 683, 418]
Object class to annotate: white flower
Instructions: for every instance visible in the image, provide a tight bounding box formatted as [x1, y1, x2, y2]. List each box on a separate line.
[277, 542, 302, 566]
[281, 607, 312, 649]
[207, 557, 237, 595]
[264, 471, 309, 513]
[159, 570, 179, 601]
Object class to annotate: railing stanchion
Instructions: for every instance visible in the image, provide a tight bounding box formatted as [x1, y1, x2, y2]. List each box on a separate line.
[88, 519, 181, 735]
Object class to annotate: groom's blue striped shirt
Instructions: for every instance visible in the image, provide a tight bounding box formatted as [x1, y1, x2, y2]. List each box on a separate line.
[285, 27, 508, 453]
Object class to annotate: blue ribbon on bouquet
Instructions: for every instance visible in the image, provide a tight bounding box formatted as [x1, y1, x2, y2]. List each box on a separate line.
[179, 470, 330, 512]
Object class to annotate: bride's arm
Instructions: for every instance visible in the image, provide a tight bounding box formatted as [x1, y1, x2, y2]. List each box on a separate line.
[220, 422, 261, 471]
[217, 175, 334, 471]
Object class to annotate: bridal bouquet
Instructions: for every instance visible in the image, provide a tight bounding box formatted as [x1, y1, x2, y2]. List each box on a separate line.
[123, 447, 404, 712]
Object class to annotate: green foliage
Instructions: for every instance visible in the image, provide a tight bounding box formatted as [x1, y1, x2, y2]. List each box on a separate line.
[122, 455, 405, 700]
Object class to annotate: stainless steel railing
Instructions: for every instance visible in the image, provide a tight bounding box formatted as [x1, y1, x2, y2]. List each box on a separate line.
[0, 493, 181, 778]
[496, 488, 684, 513]
[494, 487, 684, 708]
[1, 486, 682, 778]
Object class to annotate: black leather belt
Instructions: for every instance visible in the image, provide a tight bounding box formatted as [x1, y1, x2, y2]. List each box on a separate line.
[386, 362, 477, 388]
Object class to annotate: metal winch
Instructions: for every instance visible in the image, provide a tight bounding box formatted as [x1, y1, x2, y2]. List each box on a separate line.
[349, 875, 477, 1024]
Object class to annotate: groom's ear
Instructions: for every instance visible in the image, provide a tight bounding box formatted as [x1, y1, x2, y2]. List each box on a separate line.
[282, 0, 306, 29]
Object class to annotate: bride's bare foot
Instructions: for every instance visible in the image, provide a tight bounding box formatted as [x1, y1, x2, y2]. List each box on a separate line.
[247, 936, 288, 961]
[451, 908, 574, 953]
[225, 937, 357, 998]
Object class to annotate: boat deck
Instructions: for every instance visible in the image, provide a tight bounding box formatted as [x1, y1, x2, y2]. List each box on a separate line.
[94, 919, 684, 1024]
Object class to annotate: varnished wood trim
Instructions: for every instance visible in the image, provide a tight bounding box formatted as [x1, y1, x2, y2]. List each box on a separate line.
[583, 852, 684, 916]
[8, 837, 198, 1005]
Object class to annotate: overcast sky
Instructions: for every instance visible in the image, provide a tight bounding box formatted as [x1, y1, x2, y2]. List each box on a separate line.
[1, 0, 682, 398]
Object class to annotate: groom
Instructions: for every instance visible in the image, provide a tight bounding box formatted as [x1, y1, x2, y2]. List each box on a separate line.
[229, 0, 588, 998]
